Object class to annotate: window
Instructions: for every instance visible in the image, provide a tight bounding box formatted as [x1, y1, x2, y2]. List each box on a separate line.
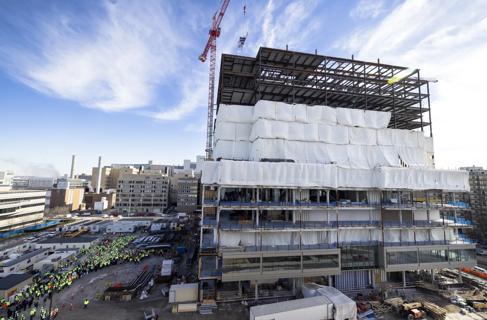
[448, 249, 475, 262]
[419, 249, 447, 264]
[262, 256, 301, 272]
[222, 257, 260, 273]
[387, 251, 417, 265]
[341, 246, 378, 269]
[302, 254, 339, 269]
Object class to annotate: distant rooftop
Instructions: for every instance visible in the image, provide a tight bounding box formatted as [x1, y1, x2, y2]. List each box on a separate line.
[0, 273, 32, 290]
[37, 236, 98, 244]
[0, 249, 48, 267]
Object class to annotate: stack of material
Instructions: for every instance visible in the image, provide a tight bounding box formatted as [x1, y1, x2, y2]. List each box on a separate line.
[421, 301, 447, 320]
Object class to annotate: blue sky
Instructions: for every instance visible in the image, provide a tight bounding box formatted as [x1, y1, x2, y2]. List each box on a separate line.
[0, 0, 486, 176]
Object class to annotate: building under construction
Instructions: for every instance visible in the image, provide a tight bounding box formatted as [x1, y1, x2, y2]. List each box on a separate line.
[198, 47, 476, 301]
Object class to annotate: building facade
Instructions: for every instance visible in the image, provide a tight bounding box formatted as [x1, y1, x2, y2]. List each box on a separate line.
[198, 48, 476, 301]
[175, 172, 200, 214]
[12, 177, 54, 190]
[0, 188, 46, 232]
[116, 168, 169, 214]
[459, 166, 487, 239]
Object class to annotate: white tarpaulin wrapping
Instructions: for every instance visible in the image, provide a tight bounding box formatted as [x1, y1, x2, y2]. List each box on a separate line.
[202, 160, 470, 192]
[364, 110, 391, 129]
[338, 229, 370, 242]
[318, 123, 349, 144]
[213, 140, 250, 160]
[214, 122, 252, 142]
[375, 167, 470, 191]
[217, 104, 254, 123]
[337, 167, 375, 188]
[315, 286, 357, 320]
[202, 160, 338, 188]
[348, 127, 377, 145]
[336, 108, 366, 127]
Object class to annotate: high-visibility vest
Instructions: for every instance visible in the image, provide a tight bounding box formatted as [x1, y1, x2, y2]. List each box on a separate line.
[30, 309, 36, 316]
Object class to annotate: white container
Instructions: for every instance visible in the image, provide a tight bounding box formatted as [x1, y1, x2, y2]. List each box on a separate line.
[249, 296, 333, 320]
[169, 283, 198, 303]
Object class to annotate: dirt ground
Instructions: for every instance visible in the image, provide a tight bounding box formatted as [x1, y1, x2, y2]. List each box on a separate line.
[50, 257, 247, 320]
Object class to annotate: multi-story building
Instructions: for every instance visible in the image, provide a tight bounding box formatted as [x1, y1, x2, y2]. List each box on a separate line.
[0, 171, 14, 187]
[47, 177, 85, 212]
[198, 48, 475, 301]
[0, 187, 46, 232]
[116, 168, 169, 214]
[175, 171, 200, 214]
[12, 176, 55, 190]
[459, 166, 487, 239]
[91, 166, 117, 192]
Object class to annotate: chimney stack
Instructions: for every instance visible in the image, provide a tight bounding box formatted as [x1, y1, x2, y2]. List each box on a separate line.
[96, 156, 102, 194]
[70, 155, 76, 179]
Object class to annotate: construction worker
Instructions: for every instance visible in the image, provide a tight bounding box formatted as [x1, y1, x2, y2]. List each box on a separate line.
[83, 298, 89, 309]
[29, 307, 36, 320]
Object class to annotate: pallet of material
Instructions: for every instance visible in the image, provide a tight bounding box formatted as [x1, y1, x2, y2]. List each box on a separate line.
[421, 301, 447, 320]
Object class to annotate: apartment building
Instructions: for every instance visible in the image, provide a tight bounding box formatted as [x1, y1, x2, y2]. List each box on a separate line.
[116, 168, 169, 214]
[198, 48, 475, 301]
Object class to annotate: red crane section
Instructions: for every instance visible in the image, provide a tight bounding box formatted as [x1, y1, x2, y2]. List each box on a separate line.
[199, 0, 230, 159]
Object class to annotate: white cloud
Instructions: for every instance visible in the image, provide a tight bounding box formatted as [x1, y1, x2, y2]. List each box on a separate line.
[337, 0, 487, 168]
[0, 0, 188, 112]
[350, 0, 385, 19]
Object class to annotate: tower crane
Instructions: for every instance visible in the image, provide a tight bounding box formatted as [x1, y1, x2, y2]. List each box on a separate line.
[199, 0, 230, 159]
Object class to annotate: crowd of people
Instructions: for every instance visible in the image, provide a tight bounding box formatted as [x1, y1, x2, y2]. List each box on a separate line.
[0, 235, 150, 320]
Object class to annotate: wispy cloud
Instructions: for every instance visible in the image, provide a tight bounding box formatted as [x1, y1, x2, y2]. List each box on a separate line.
[337, 0, 487, 167]
[0, 0, 188, 112]
[350, 0, 385, 19]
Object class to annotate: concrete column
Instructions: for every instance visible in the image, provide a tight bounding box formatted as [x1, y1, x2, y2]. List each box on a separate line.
[256, 209, 259, 226]
[402, 271, 407, 288]
[326, 190, 330, 205]
[254, 282, 258, 300]
[328, 275, 333, 287]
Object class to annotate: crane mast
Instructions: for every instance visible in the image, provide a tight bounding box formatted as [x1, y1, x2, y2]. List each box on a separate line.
[199, 0, 230, 160]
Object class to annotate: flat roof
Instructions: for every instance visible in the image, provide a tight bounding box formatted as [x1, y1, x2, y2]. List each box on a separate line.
[0, 273, 33, 290]
[250, 296, 332, 316]
[0, 249, 48, 267]
[37, 236, 98, 244]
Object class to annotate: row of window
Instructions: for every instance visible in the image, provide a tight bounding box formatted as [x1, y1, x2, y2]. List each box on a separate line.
[386, 249, 475, 265]
[222, 254, 339, 274]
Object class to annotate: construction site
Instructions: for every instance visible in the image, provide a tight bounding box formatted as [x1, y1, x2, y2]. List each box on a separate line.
[0, 1, 484, 320]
